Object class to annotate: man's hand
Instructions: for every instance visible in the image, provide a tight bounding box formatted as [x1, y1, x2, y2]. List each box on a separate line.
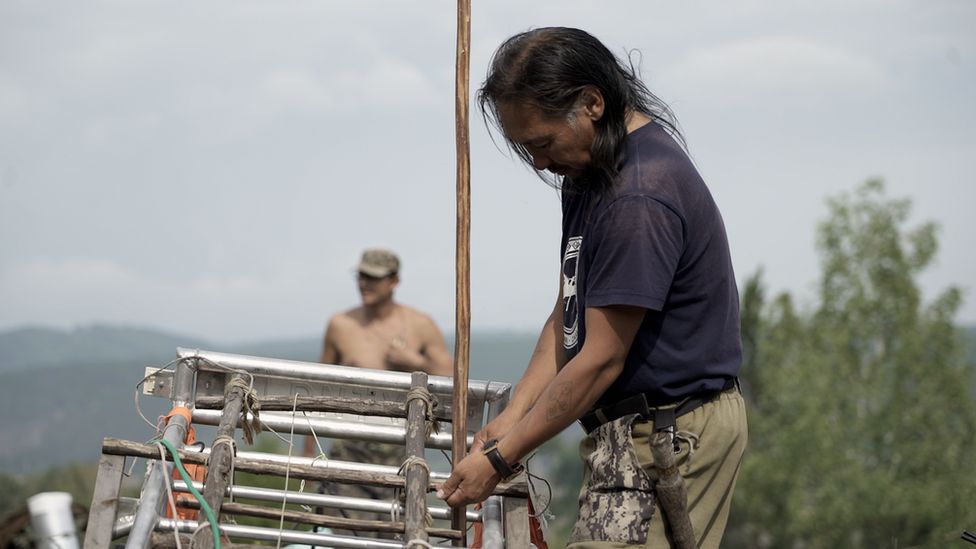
[385, 338, 425, 370]
[436, 450, 501, 507]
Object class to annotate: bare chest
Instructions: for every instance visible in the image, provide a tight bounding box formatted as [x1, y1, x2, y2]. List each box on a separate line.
[337, 324, 420, 371]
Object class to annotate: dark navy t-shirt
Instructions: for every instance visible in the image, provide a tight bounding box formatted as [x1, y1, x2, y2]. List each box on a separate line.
[560, 121, 741, 406]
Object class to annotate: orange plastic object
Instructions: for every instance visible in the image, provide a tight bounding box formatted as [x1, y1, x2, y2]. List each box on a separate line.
[161, 407, 207, 520]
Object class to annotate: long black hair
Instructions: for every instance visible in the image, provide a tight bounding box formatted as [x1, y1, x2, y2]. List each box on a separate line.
[477, 27, 684, 193]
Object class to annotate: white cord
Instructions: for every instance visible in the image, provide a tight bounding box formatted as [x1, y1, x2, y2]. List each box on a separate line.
[135, 357, 187, 429]
[302, 410, 327, 457]
[157, 442, 183, 549]
[275, 393, 299, 549]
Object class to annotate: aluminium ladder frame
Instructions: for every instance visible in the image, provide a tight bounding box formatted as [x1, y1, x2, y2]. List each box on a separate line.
[84, 348, 532, 549]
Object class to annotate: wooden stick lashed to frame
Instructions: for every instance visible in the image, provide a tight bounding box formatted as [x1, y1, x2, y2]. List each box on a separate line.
[451, 0, 472, 541]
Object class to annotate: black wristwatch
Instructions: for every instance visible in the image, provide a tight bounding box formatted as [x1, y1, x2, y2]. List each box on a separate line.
[482, 439, 524, 480]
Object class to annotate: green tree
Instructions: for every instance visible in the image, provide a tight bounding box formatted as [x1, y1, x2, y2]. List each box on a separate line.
[729, 180, 976, 547]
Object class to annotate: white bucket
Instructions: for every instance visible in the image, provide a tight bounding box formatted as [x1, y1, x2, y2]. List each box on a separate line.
[26, 492, 80, 549]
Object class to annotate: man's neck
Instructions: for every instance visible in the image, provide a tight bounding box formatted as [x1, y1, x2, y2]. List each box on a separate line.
[626, 111, 652, 134]
[364, 299, 397, 321]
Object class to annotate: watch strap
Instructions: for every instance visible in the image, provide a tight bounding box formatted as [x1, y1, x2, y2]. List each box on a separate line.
[482, 439, 524, 480]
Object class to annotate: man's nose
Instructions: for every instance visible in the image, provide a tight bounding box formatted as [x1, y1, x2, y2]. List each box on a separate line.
[531, 153, 550, 171]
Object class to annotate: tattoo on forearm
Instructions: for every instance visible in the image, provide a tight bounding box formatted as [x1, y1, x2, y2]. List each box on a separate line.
[546, 382, 573, 422]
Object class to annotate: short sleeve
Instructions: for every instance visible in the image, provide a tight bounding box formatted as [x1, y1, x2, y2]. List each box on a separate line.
[584, 195, 684, 311]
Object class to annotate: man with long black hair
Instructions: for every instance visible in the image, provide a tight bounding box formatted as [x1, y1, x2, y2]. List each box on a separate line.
[438, 27, 747, 548]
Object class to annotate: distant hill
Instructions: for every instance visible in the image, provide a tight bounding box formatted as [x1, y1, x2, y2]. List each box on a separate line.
[0, 325, 537, 474]
[0, 325, 210, 373]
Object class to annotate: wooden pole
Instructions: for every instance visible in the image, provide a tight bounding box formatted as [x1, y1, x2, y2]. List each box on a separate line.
[194, 373, 247, 549]
[194, 394, 453, 421]
[451, 0, 472, 543]
[404, 372, 431, 546]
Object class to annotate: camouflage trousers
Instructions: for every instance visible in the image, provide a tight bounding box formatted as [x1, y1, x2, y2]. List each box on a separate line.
[320, 438, 405, 540]
[568, 387, 747, 549]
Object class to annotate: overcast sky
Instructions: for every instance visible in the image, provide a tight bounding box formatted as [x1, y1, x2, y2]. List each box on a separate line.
[1, 1, 973, 343]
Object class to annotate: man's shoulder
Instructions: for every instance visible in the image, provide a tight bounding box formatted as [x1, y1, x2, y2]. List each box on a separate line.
[398, 305, 442, 333]
[328, 308, 365, 329]
[398, 304, 434, 321]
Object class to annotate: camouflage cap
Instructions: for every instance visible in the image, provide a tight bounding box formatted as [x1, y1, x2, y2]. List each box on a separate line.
[357, 248, 400, 278]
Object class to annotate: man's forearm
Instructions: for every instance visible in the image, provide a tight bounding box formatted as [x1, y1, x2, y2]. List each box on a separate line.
[496, 305, 645, 465]
[500, 341, 623, 465]
[504, 305, 564, 420]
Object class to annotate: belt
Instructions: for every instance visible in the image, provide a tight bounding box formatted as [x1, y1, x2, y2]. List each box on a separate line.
[578, 377, 738, 434]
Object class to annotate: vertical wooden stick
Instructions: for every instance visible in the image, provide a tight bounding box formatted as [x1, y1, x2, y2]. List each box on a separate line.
[194, 373, 247, 549]
[451, 0, 472, 542]
[404, 372, 431, 546]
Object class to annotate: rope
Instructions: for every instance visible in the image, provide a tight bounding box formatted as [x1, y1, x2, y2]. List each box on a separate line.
[399, 455, 431, 477]
[275, 393, 300, 549]
[404, 540, 434, 548]
[297, 454, 332, 513]
[396, 456, 433, 528]
[187, 353, 303, 447]
[210, 436, 237, 503]
[674, 430, 701, 458]
[301, 410, 327, 458]
[226, 375, 261, 444]
[296, 416, 329, 512]
[189, 356, 262, 445]
[187, 524, 210, 549]
[404, 385, 439, 435]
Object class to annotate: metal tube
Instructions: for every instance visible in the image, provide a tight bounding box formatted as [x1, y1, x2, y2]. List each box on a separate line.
[124, 413, 188, 549]
[172, 358, 196, 407]
[480, 387, 510, 548]
[172, 481, 481, 521]
[177, 347, 510, 401]
[191, 409, 473, 449]
[156, 518, 407, 549]
[481, 497, 504, 548]
[182, 445, 453, 480]
[111, 516, 134, 539]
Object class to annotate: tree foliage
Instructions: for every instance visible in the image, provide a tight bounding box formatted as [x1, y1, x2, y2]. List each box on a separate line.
[728, 180, 976, 547]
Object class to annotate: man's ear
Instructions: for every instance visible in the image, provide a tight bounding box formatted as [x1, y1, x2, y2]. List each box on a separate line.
[579, 87, 605, 122]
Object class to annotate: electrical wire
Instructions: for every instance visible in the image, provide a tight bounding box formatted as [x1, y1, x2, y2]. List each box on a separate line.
[135, 357, 188, 429]
[156, 443, 183, 549]
[155, 438, 221, 549]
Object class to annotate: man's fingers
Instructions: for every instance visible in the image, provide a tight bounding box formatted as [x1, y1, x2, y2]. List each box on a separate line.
[446, 488, 468, 508]
[436, 476, 459, 500]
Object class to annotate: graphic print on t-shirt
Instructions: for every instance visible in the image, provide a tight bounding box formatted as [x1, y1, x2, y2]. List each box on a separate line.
[562, 236, 582, 350]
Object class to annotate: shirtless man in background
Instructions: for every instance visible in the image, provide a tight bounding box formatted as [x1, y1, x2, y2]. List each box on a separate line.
[320, 248, 452, 376]
[308, 248, 452, 537]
